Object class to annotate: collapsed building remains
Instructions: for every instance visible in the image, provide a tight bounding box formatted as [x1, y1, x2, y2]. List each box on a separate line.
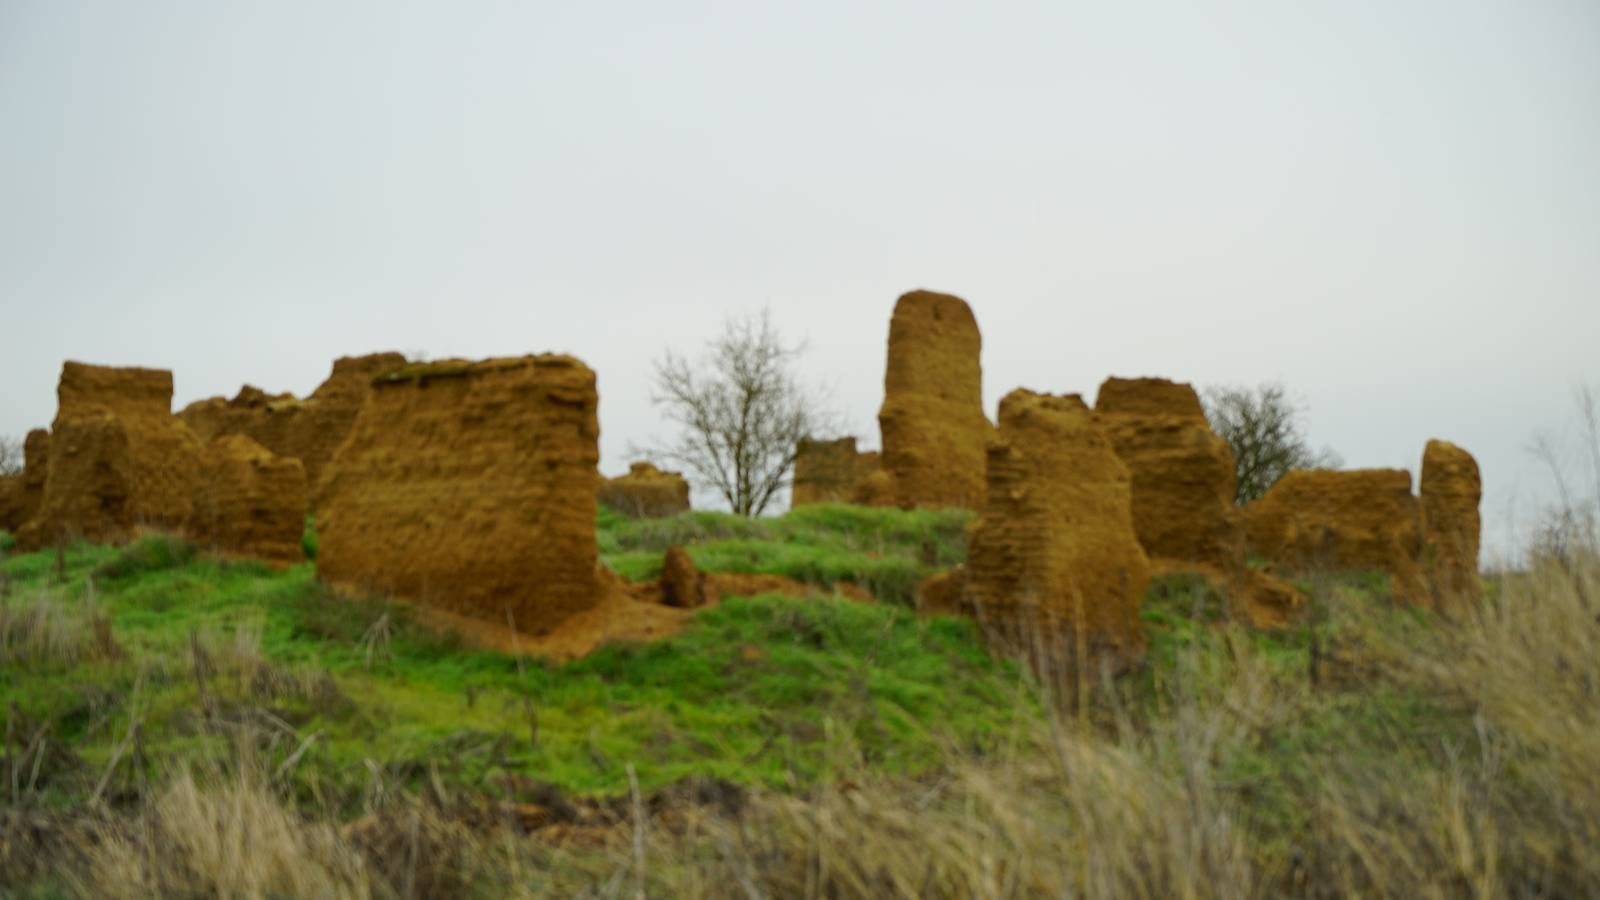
[599, 462, 691, 518]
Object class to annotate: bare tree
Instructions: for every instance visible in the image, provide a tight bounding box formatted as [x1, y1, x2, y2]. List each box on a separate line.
[646, 310, 834, 517]
[1203, 383, 1341, 505]
[0, 435, 22, 477]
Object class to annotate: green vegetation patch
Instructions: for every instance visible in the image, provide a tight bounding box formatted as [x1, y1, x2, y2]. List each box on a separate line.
[597, 502, 971, 605]
[1, 534, 1026, 811]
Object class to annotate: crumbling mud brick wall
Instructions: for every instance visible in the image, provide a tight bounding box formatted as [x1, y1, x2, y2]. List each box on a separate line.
[1094, 377, 1241, 568]
[189, 434, 308, 565]
[964, 390, 1151, 674]
[18, 413, 134, 548]
[20, 429, 50, 524]
[1, 429, 51, 532]
[19, 363, 202, 547]
[875, 290, 993, 510]
[599, 462, 691, 518]
[316, 355, 601, 635]
[0, 478, 18, 532]
[179, 352, 406, 496]
[1420, 439, 1482, 608]
[1243, 469, 1427, 604]
[790, 437, 881, 507]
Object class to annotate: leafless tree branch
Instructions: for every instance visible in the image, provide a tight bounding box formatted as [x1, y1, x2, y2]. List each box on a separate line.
[1202, 383, 1340, 505]
[642, 310, 836, 517]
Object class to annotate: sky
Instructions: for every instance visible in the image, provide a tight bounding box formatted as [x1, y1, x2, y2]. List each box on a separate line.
[2, 1, 1596, 561]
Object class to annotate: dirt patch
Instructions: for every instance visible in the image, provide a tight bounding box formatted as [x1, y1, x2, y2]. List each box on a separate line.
[599, 462, 691, 518]
[964, 390, 1151, 675]
[396, 568, 692, 662]
[1420, 439, 1481, 609]
[791, 437, 880, 507]
[189, 434, 307, 566]
[915, 567, 972, 618]
[316, 355, 602, 636]
[875, 290, 992, 510]
[1094, 377, 1242, 569]
[1243, 469, 1426, 605]
[178, 352, 406, 502]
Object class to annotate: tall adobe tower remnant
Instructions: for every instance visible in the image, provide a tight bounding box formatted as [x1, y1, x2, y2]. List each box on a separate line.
[1419, 439, 1482, 608]
[316, 355, 602, 635]
[875, 290, 992, 510]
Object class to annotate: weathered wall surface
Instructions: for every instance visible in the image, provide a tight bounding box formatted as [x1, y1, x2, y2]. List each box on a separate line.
[18, 362, 201, 546]
[179, 352, 406, 496]
[18, 412, 135, 548]
[599, 462, 691, 518]
[791, 437, 880, 507]
[54, 362, 203, 531]
[316, 355, 601, 635]
[1243, 469, 1426, 604]
[1094, 376, 1241, 568]
[876, 290, 992, 510]
[21, 429, 50, 522]
[964, 389, 1151, 673]
[0, 477, 20, 532]
[1420, 440, 1482, 608]
[189, 434, 308, 565]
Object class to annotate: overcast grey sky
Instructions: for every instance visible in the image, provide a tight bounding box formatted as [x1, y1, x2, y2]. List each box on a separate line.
[2, 1, 1596, 559]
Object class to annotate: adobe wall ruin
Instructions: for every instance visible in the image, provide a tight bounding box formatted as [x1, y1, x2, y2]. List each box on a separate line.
[316, 355, 602, 635]
[1093, 376, 1241, 569]
[1243, 468, 1427, 604]
[179, 351, 407, 497]
[1420, 439, 1482, 608]
[875, 290, 992, 510]
[1, 430, 51, 533]
[188, 434, 308, 565]
[790, 437, 881, 507]
[18, 363, 202, 548]
[599, 462, 691, 518]
[18, 412, 135, 548]
[962, 389, 1151, 673]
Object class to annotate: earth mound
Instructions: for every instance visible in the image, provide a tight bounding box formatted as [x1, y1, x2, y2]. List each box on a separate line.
[963, 389, 1151, 675]
[1244, 468, 1426, 604]
[189, 434, 308, 565]
[1094, 376, 1241, 568]
[791, 437, 880, 507]
[316, 355, 601, 636]
[1420, 439, 1482, 608]
[659, 545, 709, 608]
[599, 462, 691, 518]
[875, 290, 992, 510]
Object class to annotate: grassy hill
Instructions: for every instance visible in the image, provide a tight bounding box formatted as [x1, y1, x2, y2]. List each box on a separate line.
[1, 506, 1596, 898]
